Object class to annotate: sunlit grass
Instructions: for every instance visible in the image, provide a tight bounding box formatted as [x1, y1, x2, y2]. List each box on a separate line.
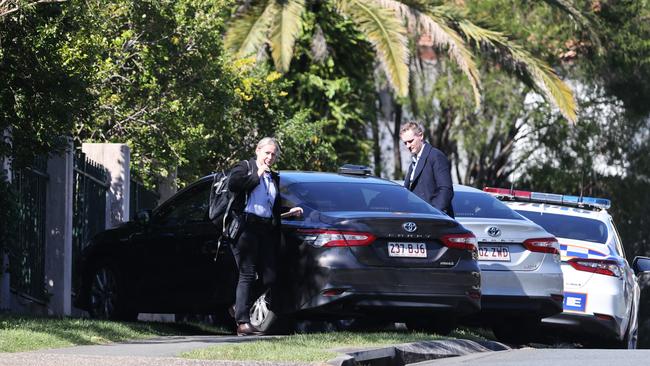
[183, 327, 492, 362]
[0, 314, 228, 353]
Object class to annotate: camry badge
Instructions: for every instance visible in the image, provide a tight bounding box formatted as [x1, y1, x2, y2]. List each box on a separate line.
[486, 226, 501, 237]
[402, 222, 417, 233]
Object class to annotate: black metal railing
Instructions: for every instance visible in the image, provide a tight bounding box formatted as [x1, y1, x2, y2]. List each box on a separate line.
[130, 177, 160, 215]
[72, 152, 109, 289]
[12, 157, 48, 301]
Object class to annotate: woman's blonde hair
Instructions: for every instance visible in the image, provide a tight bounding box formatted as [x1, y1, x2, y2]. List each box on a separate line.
[256, 137, 281, 157]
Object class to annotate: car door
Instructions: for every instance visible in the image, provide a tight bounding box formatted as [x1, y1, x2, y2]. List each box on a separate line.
[139, 181, 232, 311]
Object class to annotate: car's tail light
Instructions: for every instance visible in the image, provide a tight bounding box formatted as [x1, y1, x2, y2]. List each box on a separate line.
[523, 237, 560, 254]
[568, 258, 623, 277]
[297, 229, 376, 248]
[440, 233, 477, 251]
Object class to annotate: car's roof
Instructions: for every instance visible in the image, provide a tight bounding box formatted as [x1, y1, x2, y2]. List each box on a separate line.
[280, 171, 399, 185]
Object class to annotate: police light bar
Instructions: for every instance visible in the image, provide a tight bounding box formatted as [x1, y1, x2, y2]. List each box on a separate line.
[483, 187, 611, 209]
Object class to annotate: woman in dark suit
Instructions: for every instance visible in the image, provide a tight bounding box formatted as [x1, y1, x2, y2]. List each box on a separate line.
[227, 137, 301, 336]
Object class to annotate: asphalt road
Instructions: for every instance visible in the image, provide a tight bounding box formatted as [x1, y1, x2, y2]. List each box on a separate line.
[417, 348, 650, 366]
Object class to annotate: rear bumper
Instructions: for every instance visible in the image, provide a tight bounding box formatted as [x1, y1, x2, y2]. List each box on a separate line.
[299, 292, 481, 320]
[296, 263, 481, 319]
[479, 266, 563, 318]
[541, 312, 622, 341]
[480, 294, 563, 318]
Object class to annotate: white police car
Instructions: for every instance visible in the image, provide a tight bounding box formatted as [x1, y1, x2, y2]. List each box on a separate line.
[485, 187, 650, 348]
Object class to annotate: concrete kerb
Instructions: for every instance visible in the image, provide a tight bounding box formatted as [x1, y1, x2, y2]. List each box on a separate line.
[326, 339, 510, 366]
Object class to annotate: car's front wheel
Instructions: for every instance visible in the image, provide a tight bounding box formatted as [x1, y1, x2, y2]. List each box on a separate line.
[249, 289, 293, 334]
[88, 264, 137, 321]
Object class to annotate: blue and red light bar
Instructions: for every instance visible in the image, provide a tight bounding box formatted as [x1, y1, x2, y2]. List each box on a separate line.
[483, 187, 611, 209]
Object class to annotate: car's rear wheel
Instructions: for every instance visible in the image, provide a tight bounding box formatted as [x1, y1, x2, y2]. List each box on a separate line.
[249, 289, 293, 334]
[88, 264, 137, 321]
[406, 315, 457, 335]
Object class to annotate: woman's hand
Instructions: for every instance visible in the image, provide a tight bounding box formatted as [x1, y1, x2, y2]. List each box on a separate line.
[281, 206, 304, 218]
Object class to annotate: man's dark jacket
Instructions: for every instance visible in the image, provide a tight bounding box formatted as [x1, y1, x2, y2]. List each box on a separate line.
[404, 142, 455, 217]
[228, 158, 281, 227]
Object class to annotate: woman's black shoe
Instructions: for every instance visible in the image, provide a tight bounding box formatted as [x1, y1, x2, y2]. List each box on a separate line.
[236, 322, 262, 336]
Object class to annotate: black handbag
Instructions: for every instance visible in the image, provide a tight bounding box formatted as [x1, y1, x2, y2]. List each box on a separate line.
[226, 211, 245, 241]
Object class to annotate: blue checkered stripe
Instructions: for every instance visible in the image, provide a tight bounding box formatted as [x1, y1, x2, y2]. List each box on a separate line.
[560, 244, 608, 259]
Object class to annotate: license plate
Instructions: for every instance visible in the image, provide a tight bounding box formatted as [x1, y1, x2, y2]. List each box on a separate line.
[478, 245, 511, 261]
[388, 242, 427, 258]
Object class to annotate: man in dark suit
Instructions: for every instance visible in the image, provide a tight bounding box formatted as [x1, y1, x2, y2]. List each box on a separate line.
[400, 121, 455, 217]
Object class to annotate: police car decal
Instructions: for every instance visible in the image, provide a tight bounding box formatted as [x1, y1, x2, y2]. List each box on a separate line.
[564, 292, 588, 312]
[560, 243, 609, 260]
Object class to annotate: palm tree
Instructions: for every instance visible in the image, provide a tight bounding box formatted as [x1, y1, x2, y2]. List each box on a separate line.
[224, 0, 589, 123]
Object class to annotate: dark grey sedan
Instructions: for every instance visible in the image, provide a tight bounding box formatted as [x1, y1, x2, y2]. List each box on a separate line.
[75, 169, 481, 334]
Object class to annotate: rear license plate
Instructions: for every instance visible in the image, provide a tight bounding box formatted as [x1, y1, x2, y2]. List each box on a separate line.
[388, 242, 427, 258]
[478, 245, 511, 261]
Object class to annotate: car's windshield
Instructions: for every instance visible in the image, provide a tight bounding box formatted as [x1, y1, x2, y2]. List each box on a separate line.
[516, 210, 609, 244]
[453, 191, 524, 220]
[283, 182, 441, 214]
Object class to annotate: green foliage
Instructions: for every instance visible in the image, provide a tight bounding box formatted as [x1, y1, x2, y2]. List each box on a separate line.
[0, 3, 88, 167]
[589, 0, 650, 118]
[283, 6, 376, 166]
[53, 0, 333, 187]
[275, 111, 337, 171]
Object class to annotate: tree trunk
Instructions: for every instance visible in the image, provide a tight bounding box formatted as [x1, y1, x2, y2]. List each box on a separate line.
[393, 103, 403, 180]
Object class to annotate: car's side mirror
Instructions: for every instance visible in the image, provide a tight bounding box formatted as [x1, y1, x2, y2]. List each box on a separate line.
[136, 209, 152, 225]
[632, 256, 650, 276]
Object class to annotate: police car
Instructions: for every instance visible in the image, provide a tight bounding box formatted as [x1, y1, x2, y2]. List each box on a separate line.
[484, 187, 650, 348]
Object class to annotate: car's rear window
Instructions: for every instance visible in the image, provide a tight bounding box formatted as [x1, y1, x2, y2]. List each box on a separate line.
[516, 210, 608, 244]
[452, 191, 524, 220]
[283, 182, 441, 214]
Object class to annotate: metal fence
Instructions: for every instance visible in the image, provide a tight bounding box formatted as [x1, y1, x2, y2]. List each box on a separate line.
[12, 157, 48, 302]
[130, 177, 160, 215]
[72, 152, 109, 287]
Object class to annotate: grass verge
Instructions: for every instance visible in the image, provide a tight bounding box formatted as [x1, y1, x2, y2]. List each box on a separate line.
[0, 314, 228, 353]
[182, 327, 492, 363]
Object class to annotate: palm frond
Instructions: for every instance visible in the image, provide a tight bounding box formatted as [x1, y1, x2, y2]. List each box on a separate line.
[269, 0, 306, 73]
[541, 0, 602, 54]
[375, 0, 482, 108]
[224, 1, 276, 59]
[458, 20, 577, 123]
[337, 0, 409, 97]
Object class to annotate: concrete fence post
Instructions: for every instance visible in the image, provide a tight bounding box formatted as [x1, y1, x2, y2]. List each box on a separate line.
[82, 143, 130, 228]
[44, 137, 74, 316]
